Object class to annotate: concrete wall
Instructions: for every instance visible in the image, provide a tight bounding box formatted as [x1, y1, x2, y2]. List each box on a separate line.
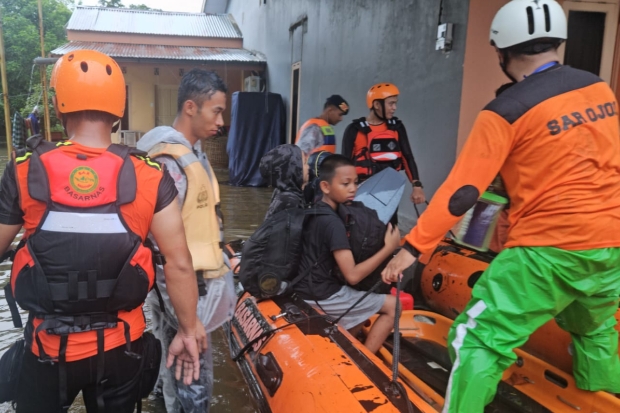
[456, 0, 508, 154]
[226, 0, 470, 229]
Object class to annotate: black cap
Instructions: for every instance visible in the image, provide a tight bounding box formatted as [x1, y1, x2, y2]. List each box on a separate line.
[325, 95, 349, 115]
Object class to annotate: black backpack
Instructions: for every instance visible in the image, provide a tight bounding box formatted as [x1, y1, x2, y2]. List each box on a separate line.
[338, 201, 392, 293]
[239, 207, 331, 298]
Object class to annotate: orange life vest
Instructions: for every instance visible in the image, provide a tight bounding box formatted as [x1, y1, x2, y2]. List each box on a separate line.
[7, 137, 162, 362]
[296, 118, 336, 153]
[352, 119, 403, 180]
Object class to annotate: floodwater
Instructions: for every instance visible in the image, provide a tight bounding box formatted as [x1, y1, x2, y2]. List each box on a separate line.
[0, 146, 272, 413]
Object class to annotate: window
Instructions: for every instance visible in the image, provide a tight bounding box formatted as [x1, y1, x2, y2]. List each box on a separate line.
[289, 62, 301, 143]
[155, 85, 179, 127]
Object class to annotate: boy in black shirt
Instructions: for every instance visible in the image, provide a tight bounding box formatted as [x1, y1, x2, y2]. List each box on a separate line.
[294, 155, 401, 353]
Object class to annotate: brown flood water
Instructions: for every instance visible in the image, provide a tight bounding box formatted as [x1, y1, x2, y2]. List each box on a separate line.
[0, 148, 272, 413]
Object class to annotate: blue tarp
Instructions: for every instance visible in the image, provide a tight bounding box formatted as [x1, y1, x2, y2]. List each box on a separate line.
[227, 92, 286, 186]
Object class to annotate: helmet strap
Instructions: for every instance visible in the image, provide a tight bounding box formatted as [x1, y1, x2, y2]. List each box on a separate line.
[111, 119, 121, 133]
[372, 100, 387, 122]
[499, 49, 518, 83]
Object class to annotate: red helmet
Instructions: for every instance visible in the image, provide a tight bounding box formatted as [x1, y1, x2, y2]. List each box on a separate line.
[366, 83, 399, 108]
[50, 50, 125, 117]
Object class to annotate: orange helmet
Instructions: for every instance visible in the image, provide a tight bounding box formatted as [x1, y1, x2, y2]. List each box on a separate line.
[366, 83, 399, 108]
[50, 50, 125, 118]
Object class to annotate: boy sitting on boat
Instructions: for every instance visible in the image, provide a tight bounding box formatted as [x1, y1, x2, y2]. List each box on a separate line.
[293, 155, 401, 353]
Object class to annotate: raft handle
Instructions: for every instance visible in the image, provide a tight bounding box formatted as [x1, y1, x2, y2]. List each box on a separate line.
[256, 352, 282, 397]
[544, 370, 568, 388]
[557, 395, 581, 410]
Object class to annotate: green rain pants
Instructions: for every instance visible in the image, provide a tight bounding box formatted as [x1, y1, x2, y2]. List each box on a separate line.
[443, 246, 620, 413]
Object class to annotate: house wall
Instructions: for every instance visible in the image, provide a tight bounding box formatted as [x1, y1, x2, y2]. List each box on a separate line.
[456, 0, 508, 154]
[67, 31, 243, 48]
[120, 61, 248, 134]
[226, 0, 470, 228]
[458, 0, 620, 153]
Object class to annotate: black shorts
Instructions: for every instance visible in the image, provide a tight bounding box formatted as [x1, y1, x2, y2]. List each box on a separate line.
[16, 338, 144, 413]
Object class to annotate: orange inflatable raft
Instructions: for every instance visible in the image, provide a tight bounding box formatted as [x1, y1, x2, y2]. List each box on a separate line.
[363, 310, 620, 413]
[417, 238, 620, 375]
[228, 293, 439, 413]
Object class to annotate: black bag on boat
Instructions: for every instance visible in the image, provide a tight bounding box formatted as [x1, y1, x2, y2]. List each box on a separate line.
[239, 207, 331, 298]
[338, 201, 392, 293]
[0, 339, 25, 403]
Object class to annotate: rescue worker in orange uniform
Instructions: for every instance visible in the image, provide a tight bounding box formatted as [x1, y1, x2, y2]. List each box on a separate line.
[296, 94, 349, 155]
[342, 83, 425, 223]
[382, 1, 620, 411]
[0, 50, 204, 413]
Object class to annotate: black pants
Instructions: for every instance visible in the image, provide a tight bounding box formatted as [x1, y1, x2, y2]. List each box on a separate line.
[16, 338, 143, 413]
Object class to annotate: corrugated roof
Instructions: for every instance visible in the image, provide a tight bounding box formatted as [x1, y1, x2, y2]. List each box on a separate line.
[67, 6, 242, 39]
[51, 41, 266, 63]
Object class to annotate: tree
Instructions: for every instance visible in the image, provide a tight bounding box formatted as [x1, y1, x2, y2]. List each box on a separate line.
[98, 0, 125, 7]
[128, 4, 152, 10]
[0, 0, 72, 139]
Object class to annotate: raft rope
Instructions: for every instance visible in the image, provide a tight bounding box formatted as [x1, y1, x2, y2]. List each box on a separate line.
[332, 279, 383, 325]
[230, 314, 331, 361]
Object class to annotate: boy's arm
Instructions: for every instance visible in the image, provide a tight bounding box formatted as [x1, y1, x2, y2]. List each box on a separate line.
[333, 224, 400, 285]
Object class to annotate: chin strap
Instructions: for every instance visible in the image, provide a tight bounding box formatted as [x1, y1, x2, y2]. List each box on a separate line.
[499, 50, 518, 83]
[372, 100, 388, 122]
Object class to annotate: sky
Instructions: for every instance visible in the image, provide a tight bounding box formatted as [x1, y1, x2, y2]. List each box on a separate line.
[78, 0, 204, 13]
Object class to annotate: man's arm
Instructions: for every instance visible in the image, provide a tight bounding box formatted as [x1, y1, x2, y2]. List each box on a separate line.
[334, 224, 400, 285]
[398, 125, 426, 204]
[296, 124, 323, 155]
[341, 123, 358, 159]
[0, 224, 22, 255]
[0, 161, 24, 253]
[396, 124, 420, 182]
[150, 199, 201, 384]
[382, 110, 515, 280]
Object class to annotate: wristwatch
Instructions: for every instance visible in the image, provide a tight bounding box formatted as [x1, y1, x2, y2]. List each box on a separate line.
[412, 181, 423, 188]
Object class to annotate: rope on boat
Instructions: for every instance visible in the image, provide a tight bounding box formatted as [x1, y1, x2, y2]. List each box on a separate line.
[332, 279, 384, 325]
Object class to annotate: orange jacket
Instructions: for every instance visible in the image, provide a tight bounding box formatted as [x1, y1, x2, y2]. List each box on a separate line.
[406, 65, 620, 255]
[13, 141, 164, 362]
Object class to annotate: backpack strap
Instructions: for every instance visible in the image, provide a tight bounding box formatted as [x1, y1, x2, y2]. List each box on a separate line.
[107, 144, 138, 205]
[283, 208, 336, 293]
[26, 136, 59, 203]
[350, 117, 372, 134]
[386, 117, 402, 131]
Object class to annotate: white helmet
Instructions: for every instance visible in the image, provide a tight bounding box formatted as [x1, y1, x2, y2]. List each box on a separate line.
[490, 0, 567, 49]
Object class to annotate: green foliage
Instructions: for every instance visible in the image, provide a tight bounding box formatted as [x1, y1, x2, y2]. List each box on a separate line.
[0, 0, 72, 138]
[98, 0, 124, 7]
[128, 4, 153, 10]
